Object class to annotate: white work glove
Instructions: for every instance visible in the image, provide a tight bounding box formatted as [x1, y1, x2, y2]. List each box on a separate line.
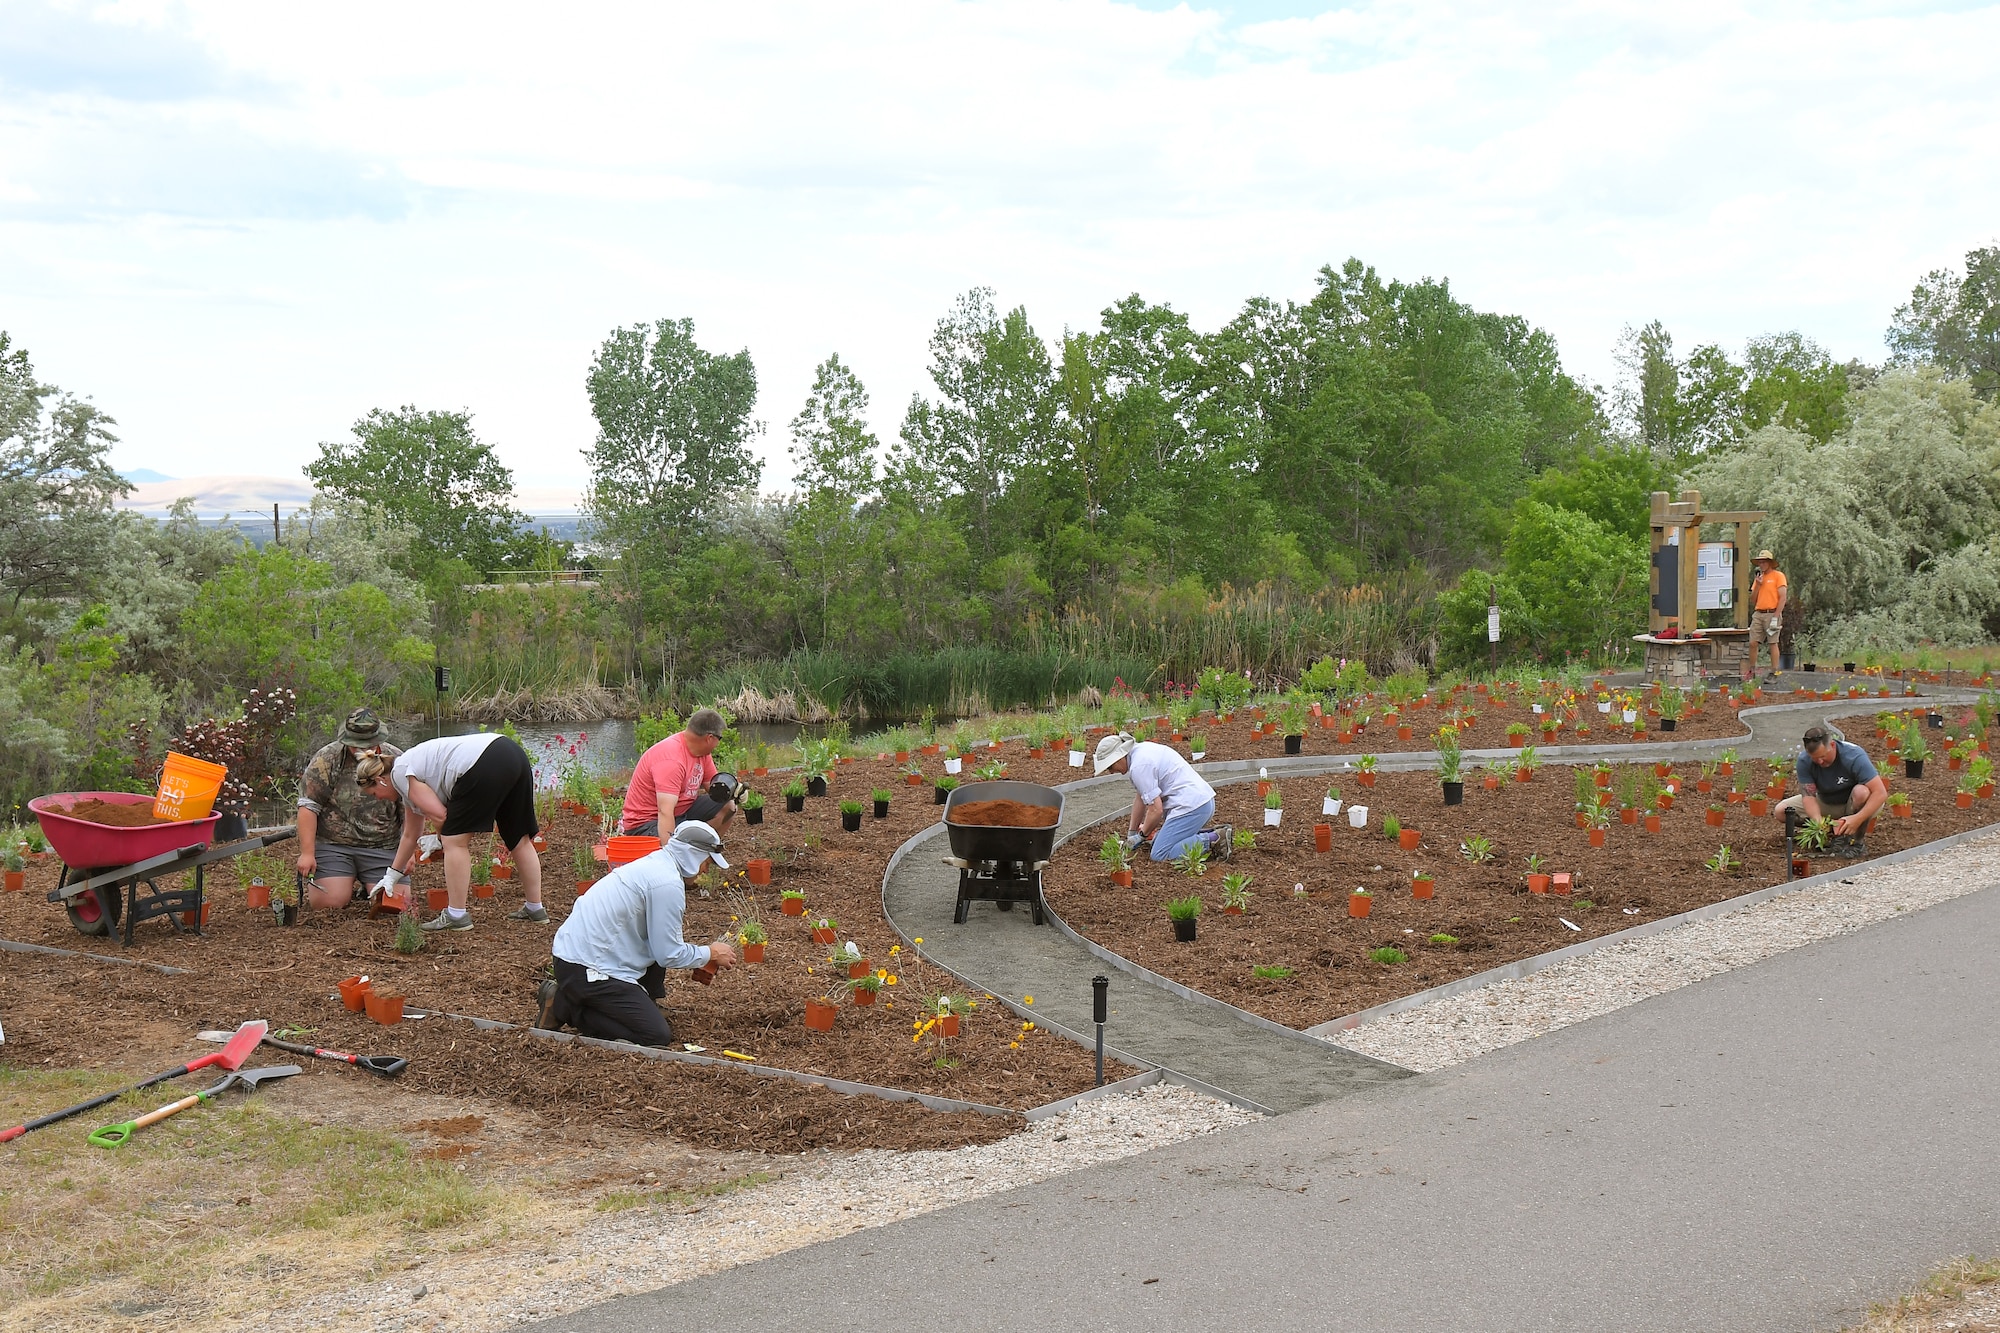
[1125, 832, 1144, 851]
[417, 834, 442, 859]
[371, 867, 409, 899]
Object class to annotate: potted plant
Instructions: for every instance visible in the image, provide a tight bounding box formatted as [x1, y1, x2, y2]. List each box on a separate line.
[829, 940, 867, 976]
[1704, 801, 1726, 829]
[1887, 791, 1913, 818]
[465, 857, 492, 905]
[1263, 788, 1284, 827]
[783, 778, 807, 813]
[1524, 853, 1551, 894]
[1718, 748, 1739, 777]
[737, 918, 768, 963]
[1410, 867, 1435, 899]
[1656, 686, 1685, 732]
[804, 997, 838, 1032]
[1792, 814, 1832, 875]
[1221, 872, 1252, 915]
[1900, 721, 1929, 779]
[1189, 733, 1208, 762]
[1322, 784, 1343, 817]
[1506, 721, 1530, 748]
[2, 847, 23, 893]
[934, 774, 959, 805]
[1356, 754, 1379, 788]
[1100, 833, 1134, 887]
[1956, 774, 1978, 809]
[839, 799, 864, 832]
[1166, 894, 1202, 942]
[1436, 730, 1464, 805]
[778, 884, 803, 911]
[930, 993, 972, 1037]
[1586, 806, 1610, 848]
[811, 916, 839, 945]
[1517, 746, 1541, 782]
[848, 971, 883, 1006]
[1348, 886, 1372, 918]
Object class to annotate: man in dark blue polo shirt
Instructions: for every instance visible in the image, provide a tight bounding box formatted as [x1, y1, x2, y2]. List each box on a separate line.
[1776, 723, 1887, 851]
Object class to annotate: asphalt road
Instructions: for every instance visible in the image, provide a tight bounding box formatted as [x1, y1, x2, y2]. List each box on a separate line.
[529, 876, 2000, 1333]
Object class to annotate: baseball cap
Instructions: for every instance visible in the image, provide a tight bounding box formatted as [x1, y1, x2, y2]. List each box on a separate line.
[669, 819, 729, 870]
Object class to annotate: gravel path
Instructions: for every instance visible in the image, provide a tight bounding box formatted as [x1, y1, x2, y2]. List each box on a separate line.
[278, 1083, 1256, 1331]
[1334, 829, 2000, 1072]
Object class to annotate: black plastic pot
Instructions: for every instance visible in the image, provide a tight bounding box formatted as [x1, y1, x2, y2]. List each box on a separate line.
[1659, 717, 1676, 732]
[215, 809, 249, 842]
[1171, 917, 1198, 943]
[1804, 662, 1817, 672]
[1441, 781, 1464, 806]
[933, 785, 952, 805]
[785, 794, 805, 813]
[806, 776, 828, 798]
[1284, 734, 1303, 755]
[1929, 712, 1944, 728]
[841, 811, 862, 832]
[1905, 759, 1926, 780]
[1842, 662, 1857, 673]
[872, 799, 890, 819]
[745, 805, 764, 825]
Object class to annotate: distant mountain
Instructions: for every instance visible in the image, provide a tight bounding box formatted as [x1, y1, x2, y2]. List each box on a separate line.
[117, 475, 315, 517]
[120, 468, 176, 483]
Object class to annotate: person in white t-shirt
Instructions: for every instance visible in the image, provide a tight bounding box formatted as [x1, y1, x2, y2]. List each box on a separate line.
[1093, 733, 1232, 862]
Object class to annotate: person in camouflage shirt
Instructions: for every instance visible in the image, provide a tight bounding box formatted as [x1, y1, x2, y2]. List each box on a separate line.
[296, 708, 404, 909]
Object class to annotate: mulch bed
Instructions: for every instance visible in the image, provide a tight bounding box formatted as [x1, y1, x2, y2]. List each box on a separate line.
[0, 753, 1128, 1152]
[1042, 720, 1998, 1032]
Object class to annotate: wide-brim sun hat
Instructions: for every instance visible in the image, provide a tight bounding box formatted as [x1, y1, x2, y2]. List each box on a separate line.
[669, 819, 730, 870]
[1093, 732, 1136, 776]
[1754, 549, 1777, 563]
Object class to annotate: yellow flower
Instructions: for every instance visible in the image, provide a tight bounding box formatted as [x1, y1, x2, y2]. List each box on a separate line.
[913, 937, 923, 944]
[1008, 1041, 1019, 1049]
[876, 968, 888, 979]
[886, 975, 898, 985]
[889, 944, 901, 955]
[1022, 996, 1033, 1005]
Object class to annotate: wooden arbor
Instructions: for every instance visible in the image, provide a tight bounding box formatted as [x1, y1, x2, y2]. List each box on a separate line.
[1640, 489, 1769, 684]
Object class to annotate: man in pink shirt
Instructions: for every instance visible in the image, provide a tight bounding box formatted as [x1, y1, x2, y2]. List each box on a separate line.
[621, 709, 735, 836]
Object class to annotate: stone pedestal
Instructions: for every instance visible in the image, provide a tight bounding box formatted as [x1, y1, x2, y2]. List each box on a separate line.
[1635, 630, 1751, 687]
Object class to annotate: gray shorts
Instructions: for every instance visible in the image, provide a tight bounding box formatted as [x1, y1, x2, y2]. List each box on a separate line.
[313, 843, 396, 882]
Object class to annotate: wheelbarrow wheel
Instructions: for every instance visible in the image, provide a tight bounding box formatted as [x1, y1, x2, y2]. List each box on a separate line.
[66, 885, 123, 937]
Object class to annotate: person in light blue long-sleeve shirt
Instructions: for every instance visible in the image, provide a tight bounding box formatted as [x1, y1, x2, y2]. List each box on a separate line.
[537, 821, 738, 1046]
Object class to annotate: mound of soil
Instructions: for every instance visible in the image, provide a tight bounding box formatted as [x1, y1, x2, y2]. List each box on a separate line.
[949, 799, 1059, 828]
[55, 798, 171, 827]
[1044, 716, 1998, 1031]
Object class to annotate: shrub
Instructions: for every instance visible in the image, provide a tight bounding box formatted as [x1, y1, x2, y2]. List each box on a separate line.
[1369, 947, 1408, 965]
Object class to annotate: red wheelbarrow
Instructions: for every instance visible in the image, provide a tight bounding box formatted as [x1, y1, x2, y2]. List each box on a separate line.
[30, 793, 294, 945]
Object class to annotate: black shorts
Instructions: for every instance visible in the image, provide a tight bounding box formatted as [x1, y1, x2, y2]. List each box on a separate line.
[439, 738, 538, 849]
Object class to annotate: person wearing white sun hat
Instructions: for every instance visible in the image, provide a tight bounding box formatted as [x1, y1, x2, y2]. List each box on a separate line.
[1093, 732, 1231, 862]
[534, 820, 738, 1046]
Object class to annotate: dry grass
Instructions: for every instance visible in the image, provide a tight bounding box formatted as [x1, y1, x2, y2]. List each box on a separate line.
[0, 1066, 550, 1333]
[1849, 1255, 2000, 1332]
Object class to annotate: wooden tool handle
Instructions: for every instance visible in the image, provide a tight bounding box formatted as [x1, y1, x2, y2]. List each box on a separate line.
[133, 1092, 206, 1131]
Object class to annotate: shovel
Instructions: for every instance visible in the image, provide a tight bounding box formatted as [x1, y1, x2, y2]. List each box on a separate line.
[0, 1020, 269, 1145]
[195, 1030, 407, 1079]
[88, 1064, 302, 1149]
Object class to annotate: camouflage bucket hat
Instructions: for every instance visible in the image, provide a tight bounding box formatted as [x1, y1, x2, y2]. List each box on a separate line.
[337, 708, 384, 748]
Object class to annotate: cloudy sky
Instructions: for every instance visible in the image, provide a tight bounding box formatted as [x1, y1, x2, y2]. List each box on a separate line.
[3, 0, 1996, 498]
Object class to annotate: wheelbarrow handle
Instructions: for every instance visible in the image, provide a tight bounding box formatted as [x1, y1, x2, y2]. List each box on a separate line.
[89, 1090, 211, 1149]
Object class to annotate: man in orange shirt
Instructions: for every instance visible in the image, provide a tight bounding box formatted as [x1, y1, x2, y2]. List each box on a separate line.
[1743, 549, 1787, 682]
[621, 709, 737, 836]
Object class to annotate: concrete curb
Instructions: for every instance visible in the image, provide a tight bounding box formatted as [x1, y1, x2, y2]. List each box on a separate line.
[0, 937, 188, 974]
[1305, 817, 2000, 1037]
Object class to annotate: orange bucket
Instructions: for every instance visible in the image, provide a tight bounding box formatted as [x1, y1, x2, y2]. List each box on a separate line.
[606, 835, 661, 866]
[154, 752, 227, 821]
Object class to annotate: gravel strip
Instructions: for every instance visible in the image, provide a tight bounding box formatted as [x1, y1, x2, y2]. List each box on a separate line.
[1333, 831, 2000, 1073]
[279, 1083, 1257, 1331]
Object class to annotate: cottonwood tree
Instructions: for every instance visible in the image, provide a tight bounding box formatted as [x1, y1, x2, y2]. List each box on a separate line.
[585, 317, 763, 558]
[785, 354, 889, 650]
[307, 406, 527, 586]
[1890, 244, 2000, 400]
[0, 331, 128, 608]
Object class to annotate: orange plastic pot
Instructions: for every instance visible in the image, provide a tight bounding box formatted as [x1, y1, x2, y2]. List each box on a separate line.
[1620, 807, 1638, 824]
[1749, 798, 1768, 816]
[1314, 823, 1333, 853]
[939, 1014, 961, 1037]
[1411, 877, 1434, 900]
[1527, 873, 1551, 895]
[1357, 772, 1376, 788]
[1594, 771, 1612, 788]
[1890, 803, 1911, 818]
[245, 881, 271, 910]
[365, 991, 405, 1025]
[750, 860, 775, 887]
[1256, 780, 1273, 798]
[1587, 828, 1606, 848]
[1574, 811, 1588, 828]
[1552, 872, 1573, 895]
[575, 880, 593, 894]
[1643, 813, 1662, 833]
[1482, 776, 1500, 792]
[906, 773, 923, 786]
[853, 987, 876, 1006]
[1398, 726, 1414, 741]
[1696, 779, 1713, 794]
[1515, 768, 1532, 784]
[804, 1000, 836, 1032]
[491, 864, 513, 881]
[181, 901, 212, 930]
[1706, 809, 1726, 828]
[339, 976, 372, 1011]
[848, 959, 871, 979]
[743, 942, 765, 963]
[1981, 784, 1995, 798]
[1348, 893, 1372, 919]
[1957, 792, 1974, 809]
[1658, 793, 1675, 810]
[1397, 829, 1420, 851]
[1717, 763, 1735, 777]
[427, 888, 449, 911]
[3, 870, 21, 892]
[812, 926, 837, 944]
[1111, 869, 1134, 887]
